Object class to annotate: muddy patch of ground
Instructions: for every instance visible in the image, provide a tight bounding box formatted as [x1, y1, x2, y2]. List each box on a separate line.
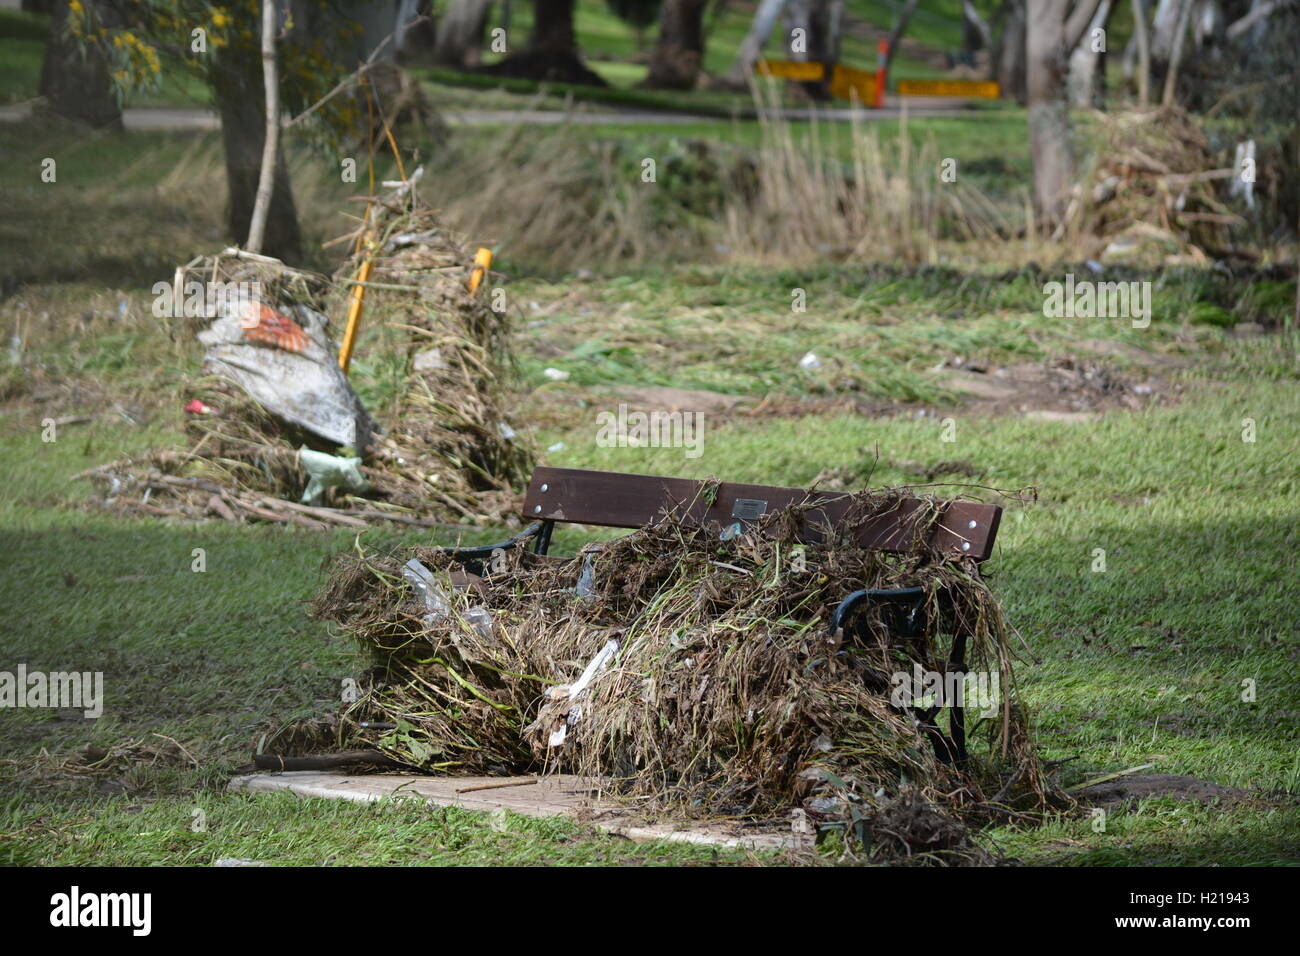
[524, 348, 1189, 434]
[928, 353, 1183, 422]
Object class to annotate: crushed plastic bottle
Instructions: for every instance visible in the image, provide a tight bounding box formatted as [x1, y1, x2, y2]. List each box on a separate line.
[464, 605, 494, 642]
[575, 555, 598, 600]
[402, 559, 451, 626]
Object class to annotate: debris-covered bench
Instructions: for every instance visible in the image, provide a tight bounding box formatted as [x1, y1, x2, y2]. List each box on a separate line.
[439, 466, 1003, 765]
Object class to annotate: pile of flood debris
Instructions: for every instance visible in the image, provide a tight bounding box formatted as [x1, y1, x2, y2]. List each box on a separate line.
[78, 171, 531, 529]
[280, 489, 1055, 863]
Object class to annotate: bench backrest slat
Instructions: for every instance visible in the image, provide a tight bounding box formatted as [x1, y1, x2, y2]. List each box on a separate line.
[521, 467, 1001, 561]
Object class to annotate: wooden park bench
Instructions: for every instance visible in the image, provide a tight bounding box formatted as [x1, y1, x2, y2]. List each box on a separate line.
[440, 466, 1003, 764]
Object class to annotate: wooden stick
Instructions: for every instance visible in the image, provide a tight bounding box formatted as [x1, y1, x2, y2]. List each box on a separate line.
[256, 497, 370, 528]
[455, 778, 540, 794]
[207, 495, 237, 522]
[253, 750, 398, 772]
[342, 510, 478, 531]
[1160, 0, 1193, 108]
[1065, 763, 1156, 793]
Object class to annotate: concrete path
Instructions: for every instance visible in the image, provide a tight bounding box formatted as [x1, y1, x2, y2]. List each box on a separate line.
[0, 99, 982, 132]
[229, 770, 802, 852]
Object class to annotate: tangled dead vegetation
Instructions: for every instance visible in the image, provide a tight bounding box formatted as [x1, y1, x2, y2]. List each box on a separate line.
[79, 177, 531, 528]
[1066, 107, 1243, 264]
[297, 488, 1057, 858]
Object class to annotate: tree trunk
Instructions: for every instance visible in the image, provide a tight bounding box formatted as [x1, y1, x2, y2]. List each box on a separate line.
[1027, 0, 1075, 229]
[1149, 0, 1184, 87]
[729, 0, 788, 81]
[779, 0, 835, 98]
[1068, 0, 1113, 106]
[1132, 0, 1151, 106]
[213, 67, 303, 264]
[530, 0, 578, 51]
[1161, 0, 1193, 104]
[992, 0, 1028, 104]
[826, 0, 845, 65]
[480, 0, 605, 84]
[963, 0, 993, 57]
[397, 0, 437, 62]
[1227, 0, 1289, 42]
[880, 0, 920, 78]
[433, 0, 494, 67]
[246, 0, 280, 255]
[38, 0, 122, 130]
[645, 0, 710, 89]
[1192, 0, 1225, 50]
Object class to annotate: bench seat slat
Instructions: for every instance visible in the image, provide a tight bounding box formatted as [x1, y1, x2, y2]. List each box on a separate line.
[522, 467, 1001, 561]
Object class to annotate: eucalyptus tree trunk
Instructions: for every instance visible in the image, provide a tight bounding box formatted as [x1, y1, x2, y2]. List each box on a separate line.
[729, 0, 787, 80]
[1068, 0, 1113, 106]
[646, 0, 710, 89]
[1027, 0, 1102, 228]
[433, 0, 494, 67]
[38, 0, 122, 129]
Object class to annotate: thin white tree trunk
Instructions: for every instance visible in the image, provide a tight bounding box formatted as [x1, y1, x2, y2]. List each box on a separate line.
[827, 0, 845, 65]
[963, 0, 993, 52]
[1161, 0, 1193, 106]
[433, 0, 494, 67]
[1068, 0, 1113, 106]
[247, 0, 279, 255]
[730, 0, 789, 80]
[1132, 0, 1151, 106]
[1227, 0, 1294, 39]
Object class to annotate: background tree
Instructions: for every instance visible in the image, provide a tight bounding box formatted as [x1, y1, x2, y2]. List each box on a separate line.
[990, 0, 1028, 104]
[483, 0, 607, 85]
[879, 0, 919, 82]
[607, 0, 662, 52]
[644, 0, 707, 89]
[1026, 0, 1103, 229]
[38, 0, 123, 130]
[433, 0, 495, 68]
[58, 0, 390, 264]
[1067, 0, 1113, 106]
[729, 0, 787, 81]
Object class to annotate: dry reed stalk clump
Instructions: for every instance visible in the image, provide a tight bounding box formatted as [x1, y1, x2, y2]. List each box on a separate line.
[420, 94, 1011, 274]
[723, 82, 1013, 264]
[83, 179, 532, 528]
[308, 488, 1046, 824]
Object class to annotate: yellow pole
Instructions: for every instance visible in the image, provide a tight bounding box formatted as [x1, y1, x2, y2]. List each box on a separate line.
[338, 237, 374, 374]
[467, 247, 493, 295]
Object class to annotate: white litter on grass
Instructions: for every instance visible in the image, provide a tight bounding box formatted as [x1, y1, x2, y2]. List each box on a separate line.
[299, 447, 369, 506]
[542, 367, 570, 381]
[799, 352, 821, 370]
